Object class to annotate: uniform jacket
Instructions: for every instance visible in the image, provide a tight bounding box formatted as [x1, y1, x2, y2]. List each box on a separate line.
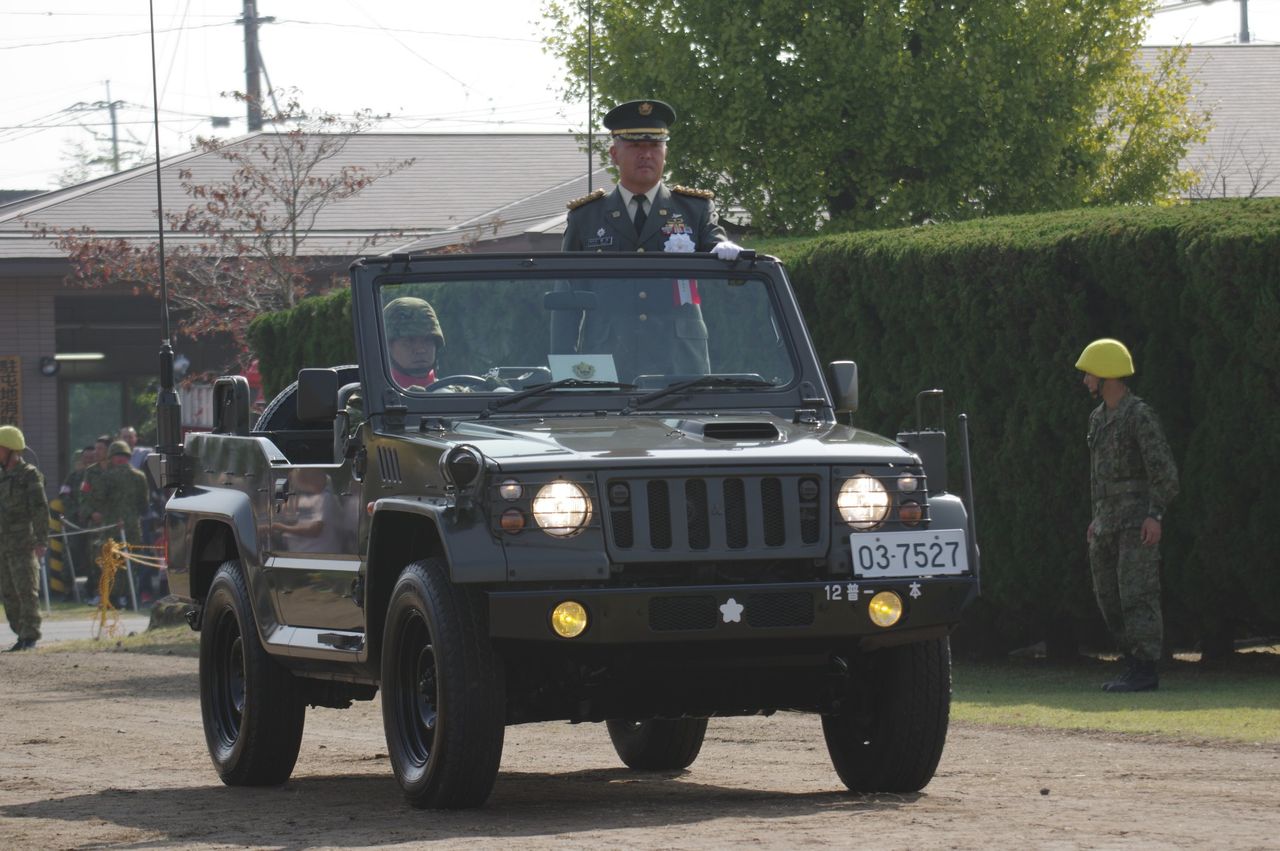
[561, 183, 728, 254]
[101, 463, 150, 544]
[0, 459, 49, 551]
[1088, 393, 1179, 533]
[556, 183, 725, 377]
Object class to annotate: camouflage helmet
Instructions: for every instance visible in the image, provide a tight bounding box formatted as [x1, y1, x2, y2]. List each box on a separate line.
[1075, 338, 1134, 379]
[109, 439, 133, 458]
[383, 297, 445, 348]
[0, 425, 25, 452]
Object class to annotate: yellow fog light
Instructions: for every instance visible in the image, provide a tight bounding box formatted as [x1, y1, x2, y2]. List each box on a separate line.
[868, 591, 903, 628]
[551, 601, 589, 638]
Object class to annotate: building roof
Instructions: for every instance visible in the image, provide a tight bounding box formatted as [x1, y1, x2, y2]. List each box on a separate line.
[0, 132, 606, 261]
[1140, 44, 1280, 199]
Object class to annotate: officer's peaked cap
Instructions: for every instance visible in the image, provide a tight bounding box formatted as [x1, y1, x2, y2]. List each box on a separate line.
[604, 100, 676, 141]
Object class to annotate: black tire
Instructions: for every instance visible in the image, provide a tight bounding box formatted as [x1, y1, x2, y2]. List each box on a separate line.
[822, 637, 951, 793]
[606, 718, 709, 771]
[199, 560, 306, 786]
[381, 559, 505, 809]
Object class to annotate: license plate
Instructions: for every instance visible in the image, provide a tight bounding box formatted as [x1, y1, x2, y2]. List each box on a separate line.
[850, 528, 968, 578]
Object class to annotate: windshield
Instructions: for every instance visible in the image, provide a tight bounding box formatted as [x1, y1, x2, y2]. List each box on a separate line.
[376, 274, 796, 397]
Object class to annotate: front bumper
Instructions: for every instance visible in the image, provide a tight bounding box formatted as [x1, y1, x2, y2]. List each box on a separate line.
[488, 576, 977, 645]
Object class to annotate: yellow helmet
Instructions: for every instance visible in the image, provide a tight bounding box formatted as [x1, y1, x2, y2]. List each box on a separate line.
[1075, 338, 1134, 379]
[0, 425, 25, 451]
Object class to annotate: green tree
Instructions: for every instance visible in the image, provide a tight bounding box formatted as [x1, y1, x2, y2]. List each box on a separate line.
[545, 0, 1208, 232]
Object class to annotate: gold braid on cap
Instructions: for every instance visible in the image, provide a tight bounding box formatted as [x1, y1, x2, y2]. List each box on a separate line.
[566, 188, 607, 211]
[672, 185, 715, 200]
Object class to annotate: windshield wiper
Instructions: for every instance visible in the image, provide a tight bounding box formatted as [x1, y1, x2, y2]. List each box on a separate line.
[623, 375, 776, 413]
[479, 378, 636, 418]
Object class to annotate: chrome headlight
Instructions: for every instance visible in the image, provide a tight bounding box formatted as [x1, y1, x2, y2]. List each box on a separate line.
[531, 480, 593, 537]
[838, 474, 890, 529]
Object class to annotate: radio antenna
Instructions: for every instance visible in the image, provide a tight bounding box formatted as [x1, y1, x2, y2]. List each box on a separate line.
[586, 0, 593, 192]
[149, 0, 183, 481]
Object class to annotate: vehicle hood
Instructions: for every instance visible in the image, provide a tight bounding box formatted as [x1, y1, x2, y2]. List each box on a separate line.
[412, 413, 916, 470]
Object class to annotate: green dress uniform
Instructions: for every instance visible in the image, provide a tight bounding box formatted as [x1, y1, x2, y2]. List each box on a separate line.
[1086, 393, 1179, 663]
[556, 183, 728, 379]
[0, 458, 49, 644]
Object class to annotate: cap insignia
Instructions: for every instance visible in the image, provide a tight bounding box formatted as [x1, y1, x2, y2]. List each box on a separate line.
[638, 102, 653, 116]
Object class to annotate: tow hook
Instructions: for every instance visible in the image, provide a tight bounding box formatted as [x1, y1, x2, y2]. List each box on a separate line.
[184, 605, 203, 632]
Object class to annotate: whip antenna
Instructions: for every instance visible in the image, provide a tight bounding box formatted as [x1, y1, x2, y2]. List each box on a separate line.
[149, 0, 183, 483]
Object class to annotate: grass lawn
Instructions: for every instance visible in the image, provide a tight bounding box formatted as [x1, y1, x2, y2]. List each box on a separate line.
[952, 653, 1280, 745]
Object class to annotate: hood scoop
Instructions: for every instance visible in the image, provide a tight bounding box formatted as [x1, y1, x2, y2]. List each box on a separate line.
[671, 419, 783, 442]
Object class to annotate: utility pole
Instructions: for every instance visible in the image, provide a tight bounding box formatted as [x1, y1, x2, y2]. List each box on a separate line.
[238, 0, 274, 131]
[66, 81, 126, 173]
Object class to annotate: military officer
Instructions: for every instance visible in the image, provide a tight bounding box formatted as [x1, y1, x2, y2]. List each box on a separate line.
[0, 425, 49, 651]
[1077, 339, 1179, 692]
[557, 99, 743, 379]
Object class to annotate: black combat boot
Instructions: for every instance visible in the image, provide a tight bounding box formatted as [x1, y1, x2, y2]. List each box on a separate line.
[1101, 655, 1137, 691]
[1105, 660, 1158, 692]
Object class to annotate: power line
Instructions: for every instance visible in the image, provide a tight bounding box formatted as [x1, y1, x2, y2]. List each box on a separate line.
[0, 21, 236, 51]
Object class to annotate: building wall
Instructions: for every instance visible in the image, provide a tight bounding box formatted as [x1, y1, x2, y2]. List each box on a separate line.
[0, 277, 58, 493]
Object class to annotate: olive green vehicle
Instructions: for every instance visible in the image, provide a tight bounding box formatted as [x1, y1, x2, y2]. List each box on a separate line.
[155, 251, 980, 809]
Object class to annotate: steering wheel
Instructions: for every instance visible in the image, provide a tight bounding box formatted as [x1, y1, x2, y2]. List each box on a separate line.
[422, 374, 490, 393]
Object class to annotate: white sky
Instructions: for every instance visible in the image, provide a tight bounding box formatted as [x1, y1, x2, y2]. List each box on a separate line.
[2, 0, 1278, 192]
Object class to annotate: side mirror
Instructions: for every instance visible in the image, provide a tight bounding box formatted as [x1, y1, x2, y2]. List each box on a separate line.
[827, 361, 858, 414]
[212, 375, 251, 435]
[296, 368, 339, 423]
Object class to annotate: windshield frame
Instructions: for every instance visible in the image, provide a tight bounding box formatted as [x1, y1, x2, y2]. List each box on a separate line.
[352, 253, 828, 422]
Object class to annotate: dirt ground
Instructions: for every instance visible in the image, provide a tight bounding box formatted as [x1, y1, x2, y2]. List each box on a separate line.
[2, 649, 1277, 850]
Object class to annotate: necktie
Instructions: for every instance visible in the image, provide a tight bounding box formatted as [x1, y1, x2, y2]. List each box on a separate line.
[633, 195, 647, 234]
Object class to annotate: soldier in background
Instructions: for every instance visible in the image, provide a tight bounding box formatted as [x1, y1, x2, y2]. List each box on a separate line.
[79, 434, 113, 600]
[1077, 338, 1179, 692]
[99, 440, 151, 605]
[0, 425, 49, 651]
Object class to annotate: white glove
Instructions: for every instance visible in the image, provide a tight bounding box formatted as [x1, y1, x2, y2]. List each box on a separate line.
[712, 241, 742, 261]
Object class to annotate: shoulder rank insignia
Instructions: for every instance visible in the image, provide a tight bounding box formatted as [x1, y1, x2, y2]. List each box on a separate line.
[672, 185, 715, 200]
[566, 188, 607, 211]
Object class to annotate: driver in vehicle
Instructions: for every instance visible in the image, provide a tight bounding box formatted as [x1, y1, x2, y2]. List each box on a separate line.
[384, 296, 444, 391]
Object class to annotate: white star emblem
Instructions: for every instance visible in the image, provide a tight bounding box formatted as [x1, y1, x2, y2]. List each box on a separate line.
[719, 597, 744, 623]
[597, 227, 606, 237]
[909, 582, 922, 599]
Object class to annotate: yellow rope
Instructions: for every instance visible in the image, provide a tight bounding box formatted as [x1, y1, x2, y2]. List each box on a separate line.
[89, 537, 170, 638]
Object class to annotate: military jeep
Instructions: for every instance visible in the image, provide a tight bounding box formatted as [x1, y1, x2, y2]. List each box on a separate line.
[157, 251, 979, 808]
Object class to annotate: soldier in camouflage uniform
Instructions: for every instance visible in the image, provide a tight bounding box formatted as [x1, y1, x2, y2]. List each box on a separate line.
[1077, 339, 1179, 692]
[99, 440, 150, 603]
[0, 425, 49, 651]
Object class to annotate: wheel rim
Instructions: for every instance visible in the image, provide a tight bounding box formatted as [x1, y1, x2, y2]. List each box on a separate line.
[209, 605, 245, 750]
[395, 608, 439, 768]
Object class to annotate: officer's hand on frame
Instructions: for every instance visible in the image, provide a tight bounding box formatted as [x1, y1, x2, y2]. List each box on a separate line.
[712, 241, 742, 261]
[1140, 517, 1162, 547]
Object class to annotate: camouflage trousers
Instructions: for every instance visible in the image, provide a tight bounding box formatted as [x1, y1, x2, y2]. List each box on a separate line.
[1088, 527, 1162, 662]
[0, 546, 42, 642]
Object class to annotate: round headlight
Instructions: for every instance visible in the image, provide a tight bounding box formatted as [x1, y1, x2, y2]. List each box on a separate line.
[531, 480, 593, 537]
[551, 601, 588, 638]
[868, 591, 903, 628]
[837, 475, 890, 529]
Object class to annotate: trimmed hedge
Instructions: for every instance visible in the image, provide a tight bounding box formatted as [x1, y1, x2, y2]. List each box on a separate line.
[768, 199, 1280, 654]
[249, 198, 1280, 653]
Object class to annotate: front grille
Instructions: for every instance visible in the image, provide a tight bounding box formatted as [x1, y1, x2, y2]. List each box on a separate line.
[605, 470, 827, 561]
[744, 592, 814, 628]
[649, 596, 718, 631]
